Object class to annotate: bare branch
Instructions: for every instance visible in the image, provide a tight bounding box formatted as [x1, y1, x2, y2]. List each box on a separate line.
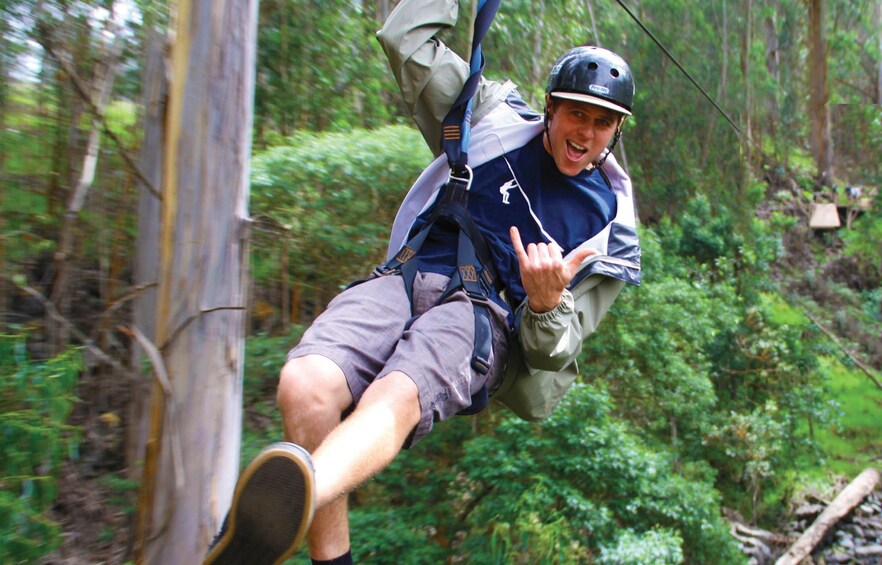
[128, 326, 185, 492]
[33, 14, 162, 201]
[91, 282, 158, 343]
[161, 306, 247, 350]
[15, 282, 129, 375]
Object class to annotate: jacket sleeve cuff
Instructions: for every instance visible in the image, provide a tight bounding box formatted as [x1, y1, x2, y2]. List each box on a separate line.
[518, 289, 582, 371]
[523, 290, 575, 321]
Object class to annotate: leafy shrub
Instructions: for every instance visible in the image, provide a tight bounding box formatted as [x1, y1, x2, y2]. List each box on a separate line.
[249, 126, 433, 316]
[0, 334, 81, 564]
[455, 384, 744, 564]
[840, 205, 882, 287]
[598, 528, 684, 565]
[676, 193, 741, 264]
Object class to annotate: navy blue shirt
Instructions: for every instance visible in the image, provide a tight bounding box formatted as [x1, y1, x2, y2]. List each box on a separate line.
[412, 133, 617, 307]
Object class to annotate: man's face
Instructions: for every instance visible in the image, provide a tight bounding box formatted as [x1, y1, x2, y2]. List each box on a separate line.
[543, 96, 622, 176]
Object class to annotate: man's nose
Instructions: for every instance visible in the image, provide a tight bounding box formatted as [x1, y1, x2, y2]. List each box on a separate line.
[577, 123, 595, 141]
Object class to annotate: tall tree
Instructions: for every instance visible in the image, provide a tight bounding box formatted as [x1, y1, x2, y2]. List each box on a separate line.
[740, 0, 754, 192]
[873, 0, 882, 104]
[132, 0, 258, 562]
[48, 4, 125, 340]
[807, 0, 833, 184]
[128, 20, 166, 487]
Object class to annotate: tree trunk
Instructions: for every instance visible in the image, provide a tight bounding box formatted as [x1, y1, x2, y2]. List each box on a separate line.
[764, 12, 780, 144]
[281, 237, 291, 329]
[701, 0, 728, 170]
[50, 22, 124, 310]
[529, 1, 546, 105]
[807, 0, 833, 185]
[129, 26, 167, 485]
[279, 1, 291, 136]
[291, 282, 302, 326]
[585, 0, 599, 46]
[739, 0, 753, 199]
[0, 13, 8, 329]
[876, 0, 882, 103]
[132, 1, 258, 562]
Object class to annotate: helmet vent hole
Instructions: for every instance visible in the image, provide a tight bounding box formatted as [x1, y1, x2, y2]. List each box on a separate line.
[610, 68, 620, 77]
[587, 62, 598, 70]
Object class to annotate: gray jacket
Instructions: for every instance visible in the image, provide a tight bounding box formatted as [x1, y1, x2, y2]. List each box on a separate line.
[377, 0, 641, 419]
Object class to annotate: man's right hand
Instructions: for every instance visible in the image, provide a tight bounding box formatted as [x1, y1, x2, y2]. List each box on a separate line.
[510, 226, 596, 313]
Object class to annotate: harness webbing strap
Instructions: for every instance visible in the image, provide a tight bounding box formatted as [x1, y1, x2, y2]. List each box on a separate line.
[361, 1, 502, 416]
[371, 179, 500, 412]
[441, 0, 501, 174]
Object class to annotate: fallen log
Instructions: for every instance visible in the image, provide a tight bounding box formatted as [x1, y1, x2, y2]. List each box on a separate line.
[732, 521, 793, 546]
[776, 468, 881, 565]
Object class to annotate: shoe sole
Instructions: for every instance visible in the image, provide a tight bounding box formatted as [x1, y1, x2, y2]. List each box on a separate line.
[204, 443, 315, 565]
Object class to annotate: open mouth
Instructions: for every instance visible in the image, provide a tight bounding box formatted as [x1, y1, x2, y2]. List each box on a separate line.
[566, 140, 588, 161]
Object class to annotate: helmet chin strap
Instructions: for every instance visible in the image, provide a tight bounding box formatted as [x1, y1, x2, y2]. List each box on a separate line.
[594, 126, 621, 167]
[543, 105, 551, 149]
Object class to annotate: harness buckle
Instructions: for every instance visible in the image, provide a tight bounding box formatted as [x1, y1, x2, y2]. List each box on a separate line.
[448, 164, 473, 191]
[371, 265, 399, 278]
[471, 356, 491, 375]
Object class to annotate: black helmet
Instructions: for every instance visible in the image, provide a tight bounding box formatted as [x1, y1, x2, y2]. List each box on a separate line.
[546, 46, 634, 115]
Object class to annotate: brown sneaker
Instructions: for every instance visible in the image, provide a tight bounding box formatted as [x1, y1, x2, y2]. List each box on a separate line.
[204, 442, 315, 565]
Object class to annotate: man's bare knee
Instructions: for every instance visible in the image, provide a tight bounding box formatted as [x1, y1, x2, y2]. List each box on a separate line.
[277, 355, 352, 421]
[359, 371, 421, 431]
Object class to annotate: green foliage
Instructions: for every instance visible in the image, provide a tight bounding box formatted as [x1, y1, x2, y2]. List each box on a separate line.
[676, 193, 742, 264]
[250, 126, 432, 315]
[303, 384, 740, 563]
[347, 416, 476, 564]
[0, 333, 82, 564]
[254, 1, 397, 138]
[840, 206, 882, 284]
[582, 226, 740, 447]
[597, 528, 684, 565]
[704, 402, 787, 519]
[806, 357, 882, 477]
[243, 328, 305, 406]
[239, 330, 306, 468]
[456, 384, 744, 564]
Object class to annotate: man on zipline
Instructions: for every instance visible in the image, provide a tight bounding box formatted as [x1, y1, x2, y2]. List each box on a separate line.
[206, 1, 640, 564]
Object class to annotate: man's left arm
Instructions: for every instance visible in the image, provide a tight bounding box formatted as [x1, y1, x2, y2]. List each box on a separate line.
[510, 226, 623, 372]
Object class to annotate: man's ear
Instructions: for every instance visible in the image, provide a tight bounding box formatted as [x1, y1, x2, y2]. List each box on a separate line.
[544, 94, 554, 115]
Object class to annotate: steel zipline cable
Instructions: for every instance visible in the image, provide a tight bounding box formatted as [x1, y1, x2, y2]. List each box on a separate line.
[614, 0, 744, 139]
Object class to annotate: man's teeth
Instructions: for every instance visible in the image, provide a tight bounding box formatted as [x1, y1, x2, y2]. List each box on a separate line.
[569, 141, 586, 152]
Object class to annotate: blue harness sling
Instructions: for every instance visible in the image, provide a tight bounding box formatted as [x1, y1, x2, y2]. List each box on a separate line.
[361, 0, 503, 415]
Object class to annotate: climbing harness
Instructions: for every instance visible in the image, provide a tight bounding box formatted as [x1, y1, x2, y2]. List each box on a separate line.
[360, 0, 503, 415]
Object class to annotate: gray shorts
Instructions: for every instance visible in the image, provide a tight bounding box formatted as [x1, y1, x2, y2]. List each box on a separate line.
[287, 271, 511, 446]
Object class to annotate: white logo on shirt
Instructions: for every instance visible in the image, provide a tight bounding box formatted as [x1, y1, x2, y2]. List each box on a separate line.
[499, 179, 518, 204]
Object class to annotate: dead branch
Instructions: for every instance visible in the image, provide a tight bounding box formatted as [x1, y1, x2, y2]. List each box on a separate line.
[16, 282, 129, 376]
[91, 282, 158, 342]
[775, 468, 881, 565]
[33, 13, 161, 200]
[127, 325, 184, 492]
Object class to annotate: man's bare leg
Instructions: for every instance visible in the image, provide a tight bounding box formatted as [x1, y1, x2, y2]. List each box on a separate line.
[278, 355, 353, 561]
[278, 358, 421, 561]
[311, 370, 420, 507]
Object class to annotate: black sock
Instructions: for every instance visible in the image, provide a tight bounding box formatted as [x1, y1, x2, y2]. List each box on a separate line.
[312, 549, 353, 565]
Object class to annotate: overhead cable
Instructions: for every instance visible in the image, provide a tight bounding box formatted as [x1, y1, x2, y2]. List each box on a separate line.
[614, 0, 743, 137]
